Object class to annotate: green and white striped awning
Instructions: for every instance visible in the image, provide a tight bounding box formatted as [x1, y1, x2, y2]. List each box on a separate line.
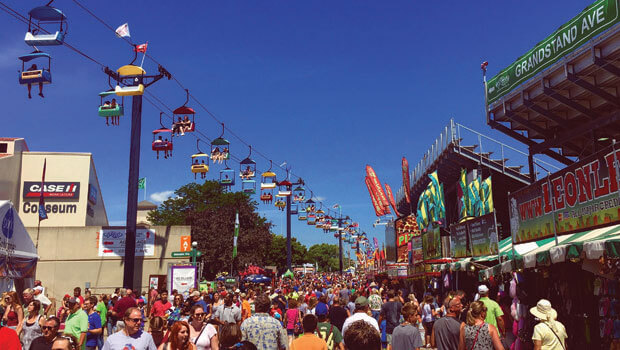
[480, 224, 620, 280]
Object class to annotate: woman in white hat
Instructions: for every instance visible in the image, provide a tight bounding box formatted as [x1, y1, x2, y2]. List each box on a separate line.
[530, 299, 567, 350]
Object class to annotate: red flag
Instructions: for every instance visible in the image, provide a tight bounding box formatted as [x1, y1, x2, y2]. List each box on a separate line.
[38, 159, 48, 221]
[365, 176, 385, 217]
[366, 165, 391, 214]
[384, 184, 401, 217]
[402, 157, 411, 204]
[134, 43, 148, 53]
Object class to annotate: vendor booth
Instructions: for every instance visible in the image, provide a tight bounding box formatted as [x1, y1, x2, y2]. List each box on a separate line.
[0, 200, 38, 292]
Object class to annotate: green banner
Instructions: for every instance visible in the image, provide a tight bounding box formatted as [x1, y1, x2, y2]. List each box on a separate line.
[422, 225, 442, 260]
[467, 213, 499, 257]
[450, 222, 469, 258]
[487, 0, 620, 105]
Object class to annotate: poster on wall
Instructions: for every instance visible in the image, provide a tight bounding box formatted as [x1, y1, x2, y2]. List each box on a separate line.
[509, 145, 620, 244]
[450, 222, 469, 258]
[98, 228, 155, 257]
[467, 213, 499, 256]
[422, 225, 442, 260]
[395, 215, 420, 263]
[411, 236, 423, 264]
[169, 265, 196, 298]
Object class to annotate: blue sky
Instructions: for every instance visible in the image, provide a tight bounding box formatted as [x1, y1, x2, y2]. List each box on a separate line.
[2, 0, 593, 249]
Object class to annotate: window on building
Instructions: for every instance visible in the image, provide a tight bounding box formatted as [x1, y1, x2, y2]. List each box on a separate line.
[0, 143, 7, 154]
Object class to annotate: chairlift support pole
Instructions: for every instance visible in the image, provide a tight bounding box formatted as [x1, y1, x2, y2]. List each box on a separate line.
[103, 65, 170, 290]
[286, 177, 304, 272]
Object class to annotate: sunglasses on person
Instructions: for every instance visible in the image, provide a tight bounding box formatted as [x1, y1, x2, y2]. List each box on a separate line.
[42, 325, 57, 331]
[126, 317, 142, 323]
[193, 312, 205, 317]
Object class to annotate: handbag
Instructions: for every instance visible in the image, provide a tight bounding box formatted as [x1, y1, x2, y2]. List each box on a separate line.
[293, 310, 303, 335]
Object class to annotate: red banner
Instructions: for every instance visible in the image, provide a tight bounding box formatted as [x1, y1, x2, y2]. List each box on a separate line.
[402, 157, 411, 203]
[366, 165, 391, 214]
[365, 176, 385, 217]
[384, 184, 401, 217]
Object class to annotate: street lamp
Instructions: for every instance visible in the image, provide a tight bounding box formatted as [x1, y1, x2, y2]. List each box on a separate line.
[191, 241, 198, 266]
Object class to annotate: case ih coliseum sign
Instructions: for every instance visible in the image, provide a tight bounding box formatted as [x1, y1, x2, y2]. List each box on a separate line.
[509, 145, 620, 244]
[22, 182, 80, 199]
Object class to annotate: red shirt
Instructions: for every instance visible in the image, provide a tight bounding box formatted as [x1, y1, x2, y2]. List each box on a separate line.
[150, 300, 172, 317]
[0, 326, 21, 350]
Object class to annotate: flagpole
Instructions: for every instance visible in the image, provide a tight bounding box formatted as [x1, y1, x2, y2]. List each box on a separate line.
[144, 177, 147, 201]
[35, 158, 47, 250]
[140, 41, 148, 69]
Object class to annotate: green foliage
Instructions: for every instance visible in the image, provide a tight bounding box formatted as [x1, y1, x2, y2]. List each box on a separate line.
[148, 181, 272, 279]
[264, 233, 307, 273]
[306, 243, 340, 272]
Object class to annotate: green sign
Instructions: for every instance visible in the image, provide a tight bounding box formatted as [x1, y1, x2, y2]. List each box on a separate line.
[422, 225, 442, 260]
[171, 251, 190, 258]
[467, 213, 499, 257]
[450, 222, 469, 258]
[487, 0, 620, 105]
[171, 250, 202, 258]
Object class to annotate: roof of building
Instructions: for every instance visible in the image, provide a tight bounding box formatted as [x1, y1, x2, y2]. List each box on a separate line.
[137, 200, 158, 210]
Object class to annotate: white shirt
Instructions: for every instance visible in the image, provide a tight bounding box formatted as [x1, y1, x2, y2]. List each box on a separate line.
[34, 293, 51, 307]
[341, 311, 380, 337]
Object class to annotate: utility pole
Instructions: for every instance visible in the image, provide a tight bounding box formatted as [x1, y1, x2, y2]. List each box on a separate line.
[285, 176, 304, 272]
[104, 63, 170, 290]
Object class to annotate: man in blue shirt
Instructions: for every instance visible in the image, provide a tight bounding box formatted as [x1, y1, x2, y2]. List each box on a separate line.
[84, 296, 102, 350]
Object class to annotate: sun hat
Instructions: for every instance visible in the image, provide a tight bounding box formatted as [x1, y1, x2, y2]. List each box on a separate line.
[530, 299, 557, 321]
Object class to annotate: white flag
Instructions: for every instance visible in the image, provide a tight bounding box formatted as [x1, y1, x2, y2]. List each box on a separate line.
[115, 23, 130, 38]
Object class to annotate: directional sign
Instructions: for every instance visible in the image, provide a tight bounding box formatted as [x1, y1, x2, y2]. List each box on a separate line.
[171, 251, 191, 258]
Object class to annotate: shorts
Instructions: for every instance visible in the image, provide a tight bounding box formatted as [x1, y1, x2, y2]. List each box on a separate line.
[422, 321, 434, 335]
[386, 333, 392, 344]
[287, 329, 295, 336]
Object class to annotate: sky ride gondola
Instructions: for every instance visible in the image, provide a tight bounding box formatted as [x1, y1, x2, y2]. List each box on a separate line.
[293, 186, 305, 202]
[275, 198, 286, 211]
[152, 113, 173, 159]
[260, 190, 273, 204]
[240, 146, 256, 180]
[219, 161, 235, 189]
[98, 90, 123, 126]
[191, 139, 209, 180]
[211, 123, 230, 164]
[19, 51, 51, 99]
[260, 161, 277, 190]
[114, 65, 145, 96]
[290, 202, 298, 215]
[25, 4, 67, 46]
[172, 89, 195, 136]
[298, 208, 307, 221]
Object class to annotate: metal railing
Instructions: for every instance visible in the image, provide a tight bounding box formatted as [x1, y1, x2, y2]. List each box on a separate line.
[396, 119, 560, 203]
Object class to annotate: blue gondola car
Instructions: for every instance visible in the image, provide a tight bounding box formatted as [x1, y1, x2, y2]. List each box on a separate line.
[220, 166, 235, 186]
[24, 6, 67, 46]
[19, 52, 51, 85]
[242, 179, 256, 194]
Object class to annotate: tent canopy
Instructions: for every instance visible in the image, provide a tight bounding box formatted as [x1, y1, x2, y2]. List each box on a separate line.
[0, 201, 38, 279]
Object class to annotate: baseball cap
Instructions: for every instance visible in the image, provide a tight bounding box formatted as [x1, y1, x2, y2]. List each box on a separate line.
[354, 296, 369, 307]
[190, 291, 200, 297]
[478, 285, 489, 294]
[315, 303, 328, 316]
[34, 286, 44, 292]
[67, 297, 79, 304]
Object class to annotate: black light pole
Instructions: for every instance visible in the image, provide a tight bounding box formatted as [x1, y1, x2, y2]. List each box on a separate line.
[336, 214, 349, 274]
[104, 64, 170, 289]
[285, 177, 304, 272]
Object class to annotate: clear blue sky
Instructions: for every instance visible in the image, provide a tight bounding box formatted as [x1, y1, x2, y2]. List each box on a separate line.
[1, 0, 593, 249]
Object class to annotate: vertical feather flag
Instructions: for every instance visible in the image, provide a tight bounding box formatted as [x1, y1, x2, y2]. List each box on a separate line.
[384, 184, 401, 217]
[480, 176, 494, 214]
[365, 176, 385, 217]
[366, 165, 391, 214]
[458, 169, 469, 220]
[232, 211, 239, 258]
[402, 157, 411, 204]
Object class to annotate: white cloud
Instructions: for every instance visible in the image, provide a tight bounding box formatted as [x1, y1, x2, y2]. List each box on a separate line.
[150, 190, 175, 203]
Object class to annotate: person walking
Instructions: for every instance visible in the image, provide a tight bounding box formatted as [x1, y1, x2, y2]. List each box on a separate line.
[327, 297, 349, 334]
[458, 301, 503, 350]
[30, 316, 61, 350]
[477, 285, 505, 338]
[420, 295, 437, 348]
[316, 306, 344, 350]
[431, 297, 463, 350]
[283, 298, 301, 345]
[151, 290, 172, 318]
[213, 295, 242, 326]
[529, 299, 567, 350]
[19, 299, 45, 350]
[103, 307, 157, 350]
[188, 305, 219, 350]
[390, 303, 423, 350]
[341, 297, 379, 337]
[158, 321, 196, 350]
[290, 314, 327, 350]
[64, 297, 89, 350]
[368, 289, 382, 321]
[240, 294, 288, 350]
[84, 296, 103, 350]
[378, 290, 402, 350]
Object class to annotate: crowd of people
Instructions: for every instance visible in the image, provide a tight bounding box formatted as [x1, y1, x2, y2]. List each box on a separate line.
[0, 274, 569, 350]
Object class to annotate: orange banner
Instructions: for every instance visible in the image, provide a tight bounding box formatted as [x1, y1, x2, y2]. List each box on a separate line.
[366, 165, 391, 214]
[384, 184, 401, 217]
[365, 176, 385, 217]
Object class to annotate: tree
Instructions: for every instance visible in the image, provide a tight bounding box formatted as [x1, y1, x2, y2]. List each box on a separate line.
[306, 243, 339, 272]
[148, 181, 272, 279]
[264, 233, 307, 273]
